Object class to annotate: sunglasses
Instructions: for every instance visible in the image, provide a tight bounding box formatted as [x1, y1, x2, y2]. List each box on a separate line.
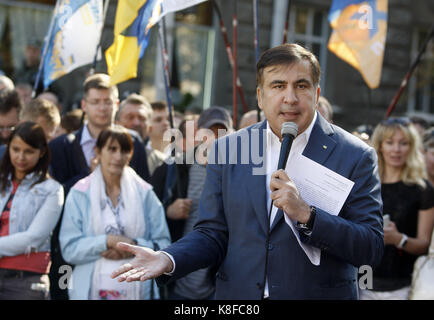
[381, 117, 411, 126]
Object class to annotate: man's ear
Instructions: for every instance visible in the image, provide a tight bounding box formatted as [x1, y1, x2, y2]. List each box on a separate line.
[314, 86, 321, 108]
[256, 87, 263, 110]
[81, 98, 87, 113]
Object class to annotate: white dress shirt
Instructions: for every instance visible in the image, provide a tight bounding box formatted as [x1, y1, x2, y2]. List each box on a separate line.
[80, 124, 97, 168]
[263, 111, 317, 298]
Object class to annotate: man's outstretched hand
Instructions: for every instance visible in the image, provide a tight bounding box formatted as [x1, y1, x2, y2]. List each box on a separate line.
[110, 242, 174, 282]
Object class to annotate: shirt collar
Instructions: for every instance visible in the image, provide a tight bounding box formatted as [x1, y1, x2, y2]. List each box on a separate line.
[266, 111, 317, 145]
[80, 124, 96, 146]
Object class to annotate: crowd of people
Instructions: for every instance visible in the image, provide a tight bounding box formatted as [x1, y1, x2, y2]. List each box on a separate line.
[0, 42, 433, 300]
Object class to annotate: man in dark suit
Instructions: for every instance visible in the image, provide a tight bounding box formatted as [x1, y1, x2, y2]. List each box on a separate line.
[48, 73, 150, 300]
[111, 44, 384, 299]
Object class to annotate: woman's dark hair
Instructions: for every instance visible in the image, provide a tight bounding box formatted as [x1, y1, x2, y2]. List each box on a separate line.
[96, 125, 134, 154]
[0, 121, 50, 192]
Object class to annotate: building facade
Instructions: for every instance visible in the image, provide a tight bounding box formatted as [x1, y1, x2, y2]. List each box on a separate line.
[0, 0, 432, 131]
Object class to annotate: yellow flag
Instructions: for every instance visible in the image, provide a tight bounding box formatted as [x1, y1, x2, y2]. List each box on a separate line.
[105, 0, 155, 85]
[328, 0, 388, 89]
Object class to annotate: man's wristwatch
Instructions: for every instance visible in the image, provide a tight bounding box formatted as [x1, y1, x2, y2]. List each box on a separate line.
[397, 233, 408, 249]
[296, 206, 316, 235]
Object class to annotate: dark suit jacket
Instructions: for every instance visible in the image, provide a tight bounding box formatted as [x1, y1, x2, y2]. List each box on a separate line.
[160, 114, 384, 300]
[150, 161, 190, 242]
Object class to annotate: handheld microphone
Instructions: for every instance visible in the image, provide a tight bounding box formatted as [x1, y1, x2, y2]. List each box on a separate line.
[261, 122, 298, 298]
[277, 122, 298, 170]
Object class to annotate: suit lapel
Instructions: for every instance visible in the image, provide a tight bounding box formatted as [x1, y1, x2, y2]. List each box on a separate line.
[246, 121, 268, 235]
[270, 113, 337, 231]
[302, 114, 336, 166]
[73, 127, 90, 172]
[246, 167, 268, 235]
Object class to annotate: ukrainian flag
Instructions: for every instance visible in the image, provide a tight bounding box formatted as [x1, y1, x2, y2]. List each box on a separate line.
[105, 0, 159, 85]
[328, 0, 388, 88]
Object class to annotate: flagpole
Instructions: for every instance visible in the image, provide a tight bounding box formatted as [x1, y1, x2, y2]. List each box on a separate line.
[89, 0, 110, 75]
[157, 18, 175, 130]
[282, 0, 292, 43]
[232, 0, 238, 128]
[32, 0, 61, 98]
[385, 24, 434, 118]
[211, 0, 248, 114]
[253, 0, 259, 63]
[253, 0, 261, 123]
[158, 13, 183, 201]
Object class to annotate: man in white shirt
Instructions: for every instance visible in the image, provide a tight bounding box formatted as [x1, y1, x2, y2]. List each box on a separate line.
[111, 44, 384, 300]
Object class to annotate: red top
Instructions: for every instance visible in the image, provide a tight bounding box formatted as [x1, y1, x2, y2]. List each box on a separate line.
[0, 180, 50, 274]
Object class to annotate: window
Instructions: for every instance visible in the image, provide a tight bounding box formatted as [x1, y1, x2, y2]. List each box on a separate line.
[286, 5, 330, 89]
[407, 29, 434, 118]
[0, 1, 52, 82]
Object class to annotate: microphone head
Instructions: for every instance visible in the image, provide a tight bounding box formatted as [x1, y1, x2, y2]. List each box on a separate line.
[281, 122, 298, 138]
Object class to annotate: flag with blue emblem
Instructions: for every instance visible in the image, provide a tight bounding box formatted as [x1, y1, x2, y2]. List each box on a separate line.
[328, 0, 388, 88]
[40, 0, 103, 89]
[105, 0, 206, 85]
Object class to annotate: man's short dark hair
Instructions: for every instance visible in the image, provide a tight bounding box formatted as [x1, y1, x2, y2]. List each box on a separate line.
[83, 73, 119, 99]
[0, 88, 22, 115]
[150, 100, 168, 111]
[117, 93, 152, 120]
[256, 43, 321, 88]
[61, 109, 84, 134]
[410, 116, 430, 130]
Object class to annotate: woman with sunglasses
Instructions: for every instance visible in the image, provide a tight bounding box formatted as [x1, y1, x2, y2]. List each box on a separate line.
[0, 122, 64, 299]
[360, 118, 434, 300]
[59, 125, 170, 300]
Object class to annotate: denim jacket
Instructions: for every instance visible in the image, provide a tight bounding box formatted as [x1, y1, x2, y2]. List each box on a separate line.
[0, 173, 64, 257]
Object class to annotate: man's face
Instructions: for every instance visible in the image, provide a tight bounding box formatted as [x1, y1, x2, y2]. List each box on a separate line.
[82, 88, 118, 129]
[36, 116, 57, 143]
[149, 108, 170, 139]
[118, 103, 149, 139]
[257, 61, 320, 139]
[26, 45, 41, 67]
[424, 146, 434, 179]
[317, 102, 331, 123]
[0, 108, 19, 144]
[16, 86, 32, 106]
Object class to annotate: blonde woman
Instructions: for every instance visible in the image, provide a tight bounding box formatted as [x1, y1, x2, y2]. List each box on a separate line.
[360, 117, 434, 300]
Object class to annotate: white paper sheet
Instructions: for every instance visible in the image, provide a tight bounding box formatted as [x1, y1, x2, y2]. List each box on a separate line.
[283, 153, 355, 265]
